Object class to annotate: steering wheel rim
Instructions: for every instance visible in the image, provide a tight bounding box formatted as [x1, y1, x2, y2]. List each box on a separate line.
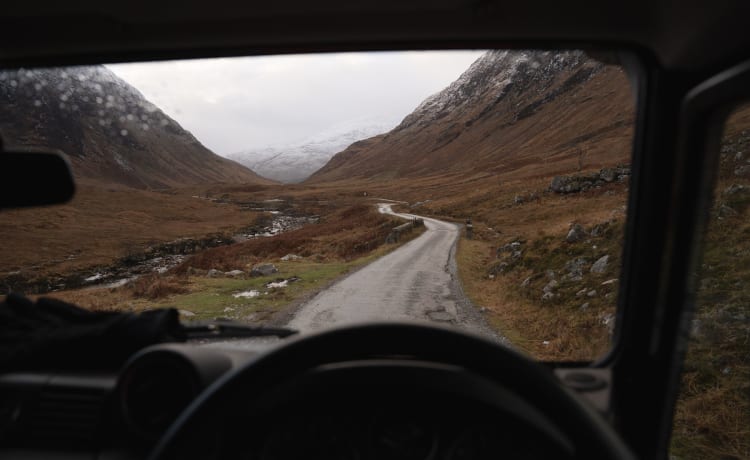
[148, 322, 635, 460]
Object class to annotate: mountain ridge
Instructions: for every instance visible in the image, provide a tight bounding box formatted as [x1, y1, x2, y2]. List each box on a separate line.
[0, 66, 269, 189]
[308, 50, 633, 184]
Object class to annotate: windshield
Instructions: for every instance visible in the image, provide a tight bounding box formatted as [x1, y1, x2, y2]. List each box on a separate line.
[0, 50, 634, 361]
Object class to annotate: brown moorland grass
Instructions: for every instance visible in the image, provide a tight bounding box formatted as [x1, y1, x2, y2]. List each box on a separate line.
[171, 203, 402, 274]
[0, 180, 267, 277]
[668, 117, 750, 460]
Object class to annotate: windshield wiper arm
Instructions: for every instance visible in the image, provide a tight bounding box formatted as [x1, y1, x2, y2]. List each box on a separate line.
[183, 321, 298, 339]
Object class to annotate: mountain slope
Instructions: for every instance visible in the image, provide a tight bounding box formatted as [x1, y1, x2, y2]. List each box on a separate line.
[0, 66, 270, 189]
[308, 50, 633, 183]
[229, 120, 395, 183]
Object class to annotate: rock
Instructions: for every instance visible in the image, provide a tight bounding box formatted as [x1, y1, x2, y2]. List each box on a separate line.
[690, 319, 702, 338]
[724, 184, 746, 195]
[564, 257, 589, 276]
[225, 270, 244, 277]
[576, 288, 588, 297]
[541, 292, 556, 301]
[543, 279, 558, 293]
[497, 241, 522, 256]
[179, 309, 195, 317]
[250, 264, 278, 277]
[186, 266, 208, 276]
[591, 255, 610, 273]
[734, 165, 750, 177]
[550, 176, 568, 193]
[600, 168, 616, 182]
[600, 313, 616, 334]
[489, 262, 509, 275]
[587, 289, 598, 297]
[566, 223, 587, 243]
[601, 278, 618, 286]
[521, 276, 532, 288]
[718, 205, 738, 218]
[580, 302, 590, 311]
[207, 269, 224, 278]
[546, 270, 557, 280]
[281, 254, 302, 261]
[591, 221, 612, 237]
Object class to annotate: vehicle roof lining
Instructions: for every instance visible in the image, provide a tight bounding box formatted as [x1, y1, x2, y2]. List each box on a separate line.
[0, 0, 748, 71]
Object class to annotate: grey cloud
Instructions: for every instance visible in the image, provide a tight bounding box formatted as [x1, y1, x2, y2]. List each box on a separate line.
[107, 50, 485, 155]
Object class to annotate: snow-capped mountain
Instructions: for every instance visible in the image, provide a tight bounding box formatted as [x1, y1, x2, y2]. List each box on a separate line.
[228, 119, 397, 183]
[310, 50, 632, 182]
[0, 66, 267, 188]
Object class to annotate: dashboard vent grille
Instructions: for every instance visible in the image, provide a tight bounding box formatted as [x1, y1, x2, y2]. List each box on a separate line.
[22, 388, 103, 447]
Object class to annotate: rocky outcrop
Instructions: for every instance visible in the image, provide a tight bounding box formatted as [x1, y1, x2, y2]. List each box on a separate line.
[550, 165, 631, 194]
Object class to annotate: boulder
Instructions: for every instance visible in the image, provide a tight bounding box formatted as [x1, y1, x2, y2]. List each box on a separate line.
[724, 184, 746, 195]
[564, 257, 589, 276]
[225, 270, 244, 277]
[566, 224, 587, 243]
[550, 176, 568, 193]
[718, 205, 738, 218]
[281, 254, 302, 261]
[207, 269, 224, 278]
[186, 266, 207, 276]
[250, 264, 278, 277]
[734, 165, 750, 177]
[543, 279, 558, 293]
[590, 222, 610, 237]
[591, 255, 610, 273]
[600, 168, 616, 183]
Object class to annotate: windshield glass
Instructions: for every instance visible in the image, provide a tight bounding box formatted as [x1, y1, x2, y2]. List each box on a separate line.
[0, 50, 634, 361]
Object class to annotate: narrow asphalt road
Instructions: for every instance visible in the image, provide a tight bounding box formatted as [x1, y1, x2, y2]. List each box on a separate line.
[286, 204, 500, 340]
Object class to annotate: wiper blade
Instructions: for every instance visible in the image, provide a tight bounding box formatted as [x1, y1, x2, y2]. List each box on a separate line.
[183, 321, 298, 339]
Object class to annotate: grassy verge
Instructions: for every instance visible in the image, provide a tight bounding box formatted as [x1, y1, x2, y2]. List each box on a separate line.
[455, 221, 621, 361]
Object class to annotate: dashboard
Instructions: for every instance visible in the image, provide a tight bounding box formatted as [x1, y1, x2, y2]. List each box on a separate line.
[0, 331, 614, 460]
[0, 343, 259, 459]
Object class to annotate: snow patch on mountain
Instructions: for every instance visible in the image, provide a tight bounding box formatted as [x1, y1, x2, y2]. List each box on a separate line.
[395, 50, 589, 131]
[229, 118, 397, 183]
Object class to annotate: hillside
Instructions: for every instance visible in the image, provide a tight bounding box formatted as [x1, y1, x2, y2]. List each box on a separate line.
[0, 66, 269, 189]
[229, 119, 395, 183]
[309, 50, 633, 183]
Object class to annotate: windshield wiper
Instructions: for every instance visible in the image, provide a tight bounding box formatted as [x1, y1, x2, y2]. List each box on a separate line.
[183, 321, 298, 340]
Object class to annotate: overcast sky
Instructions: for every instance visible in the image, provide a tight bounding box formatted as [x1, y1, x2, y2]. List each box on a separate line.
[107, 51, 485, 156]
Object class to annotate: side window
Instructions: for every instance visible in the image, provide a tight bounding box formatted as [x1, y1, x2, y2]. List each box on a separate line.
[670, 103, 750, 459]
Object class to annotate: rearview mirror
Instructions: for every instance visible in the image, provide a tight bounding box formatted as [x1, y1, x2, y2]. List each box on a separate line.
[0, 147, 76, 209]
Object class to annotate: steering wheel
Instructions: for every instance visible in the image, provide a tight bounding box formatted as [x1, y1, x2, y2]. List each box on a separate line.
[148, 323, 635, 460]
